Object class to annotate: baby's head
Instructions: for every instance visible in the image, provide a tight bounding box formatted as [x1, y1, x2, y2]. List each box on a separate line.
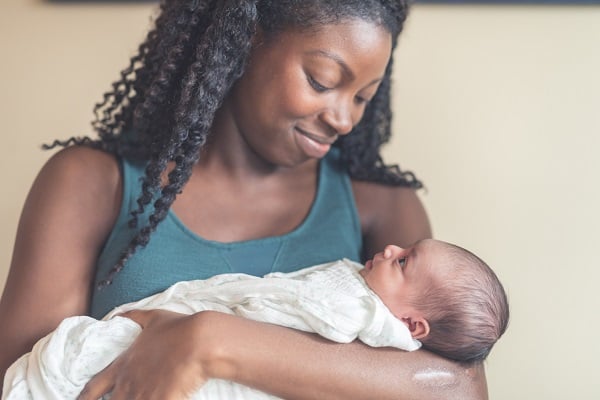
[360, 239, 509, 363]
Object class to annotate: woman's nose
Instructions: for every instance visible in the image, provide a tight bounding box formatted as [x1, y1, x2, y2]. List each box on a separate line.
[321, 101, 354, 135]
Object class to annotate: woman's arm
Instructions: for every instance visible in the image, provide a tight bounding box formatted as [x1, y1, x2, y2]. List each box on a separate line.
[351, 180, 433, 254]
[203, 311, 487, 400]
[0, 146, 121, 389]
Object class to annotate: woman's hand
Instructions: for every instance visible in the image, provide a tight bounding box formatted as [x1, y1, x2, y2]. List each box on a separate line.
[77, 310, 209, 400]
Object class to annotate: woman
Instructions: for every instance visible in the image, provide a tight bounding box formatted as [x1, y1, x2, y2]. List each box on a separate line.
[0, 0, 487, 399]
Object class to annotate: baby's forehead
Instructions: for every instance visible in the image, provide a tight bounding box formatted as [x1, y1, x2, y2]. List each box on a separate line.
[414, 239, 457, 275]
[414, 239, 452, 260]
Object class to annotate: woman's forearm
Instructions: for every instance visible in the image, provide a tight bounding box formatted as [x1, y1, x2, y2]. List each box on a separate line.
[197, 311, 488, 400]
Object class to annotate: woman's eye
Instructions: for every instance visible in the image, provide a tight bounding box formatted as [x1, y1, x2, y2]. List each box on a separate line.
[355, 96, 368, 105]
[308, 75, 331, 93]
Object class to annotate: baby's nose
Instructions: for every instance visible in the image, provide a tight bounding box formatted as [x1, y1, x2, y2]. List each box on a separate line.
[383, 245, 404, 259]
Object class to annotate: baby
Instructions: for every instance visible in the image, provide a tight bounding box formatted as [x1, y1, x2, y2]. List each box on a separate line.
[2, 239, 508, 400]
[360, 239, 509, 362]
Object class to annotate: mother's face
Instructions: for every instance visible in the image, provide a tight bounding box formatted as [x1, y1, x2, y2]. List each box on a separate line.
[223, 18, 392, 167]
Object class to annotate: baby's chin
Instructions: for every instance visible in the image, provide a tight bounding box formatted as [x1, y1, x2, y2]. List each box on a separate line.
[359, 260, 373, 278]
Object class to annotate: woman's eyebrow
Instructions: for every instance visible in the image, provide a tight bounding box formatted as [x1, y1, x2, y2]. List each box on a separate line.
[307, 49, 352, 76]
[306, 49, 383, 86]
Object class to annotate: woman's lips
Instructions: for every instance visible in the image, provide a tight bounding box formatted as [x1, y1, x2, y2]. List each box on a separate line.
[295, 127, 335, 159]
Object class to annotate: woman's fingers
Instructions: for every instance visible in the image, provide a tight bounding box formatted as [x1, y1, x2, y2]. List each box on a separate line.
[77, 363, 116, 400]
[76, 310, 208, 400]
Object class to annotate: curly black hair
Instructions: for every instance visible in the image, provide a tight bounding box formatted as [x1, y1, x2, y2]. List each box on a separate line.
[45, 0, 421, 286]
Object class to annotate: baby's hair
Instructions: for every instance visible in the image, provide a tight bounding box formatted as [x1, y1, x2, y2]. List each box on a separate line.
[416, 242, 509, 363]
[44, 0, 419, 286]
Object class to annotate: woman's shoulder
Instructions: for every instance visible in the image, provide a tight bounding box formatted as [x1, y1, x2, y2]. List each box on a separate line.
[37, 145, 122, 229]
[44, 145, 119, 177]
[351, 180, 432, 254]
[41, 145, 120, 194]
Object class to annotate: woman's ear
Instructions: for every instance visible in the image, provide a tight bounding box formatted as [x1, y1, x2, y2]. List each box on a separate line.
[401, 317, 430, 339]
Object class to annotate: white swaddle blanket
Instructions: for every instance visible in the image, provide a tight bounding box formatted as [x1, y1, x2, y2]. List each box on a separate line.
[2, 259, 420, 400]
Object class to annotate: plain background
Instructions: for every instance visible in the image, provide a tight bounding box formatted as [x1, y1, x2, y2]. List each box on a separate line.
[1, 1, 599, 399]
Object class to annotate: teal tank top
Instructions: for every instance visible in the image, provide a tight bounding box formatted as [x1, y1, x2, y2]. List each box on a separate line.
[90, 149, 362, 318]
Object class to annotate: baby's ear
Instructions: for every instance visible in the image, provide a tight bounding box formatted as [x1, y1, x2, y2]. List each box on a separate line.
[401, 317, 430, 339]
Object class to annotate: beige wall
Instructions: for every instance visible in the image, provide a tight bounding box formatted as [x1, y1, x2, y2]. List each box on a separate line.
[1, 1, 599, 399]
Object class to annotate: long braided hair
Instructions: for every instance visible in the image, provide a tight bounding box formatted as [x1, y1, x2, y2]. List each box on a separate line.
[46, 0, 420, 286]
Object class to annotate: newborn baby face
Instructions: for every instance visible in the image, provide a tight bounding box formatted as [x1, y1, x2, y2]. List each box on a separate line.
[359, 240, 441, 319]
